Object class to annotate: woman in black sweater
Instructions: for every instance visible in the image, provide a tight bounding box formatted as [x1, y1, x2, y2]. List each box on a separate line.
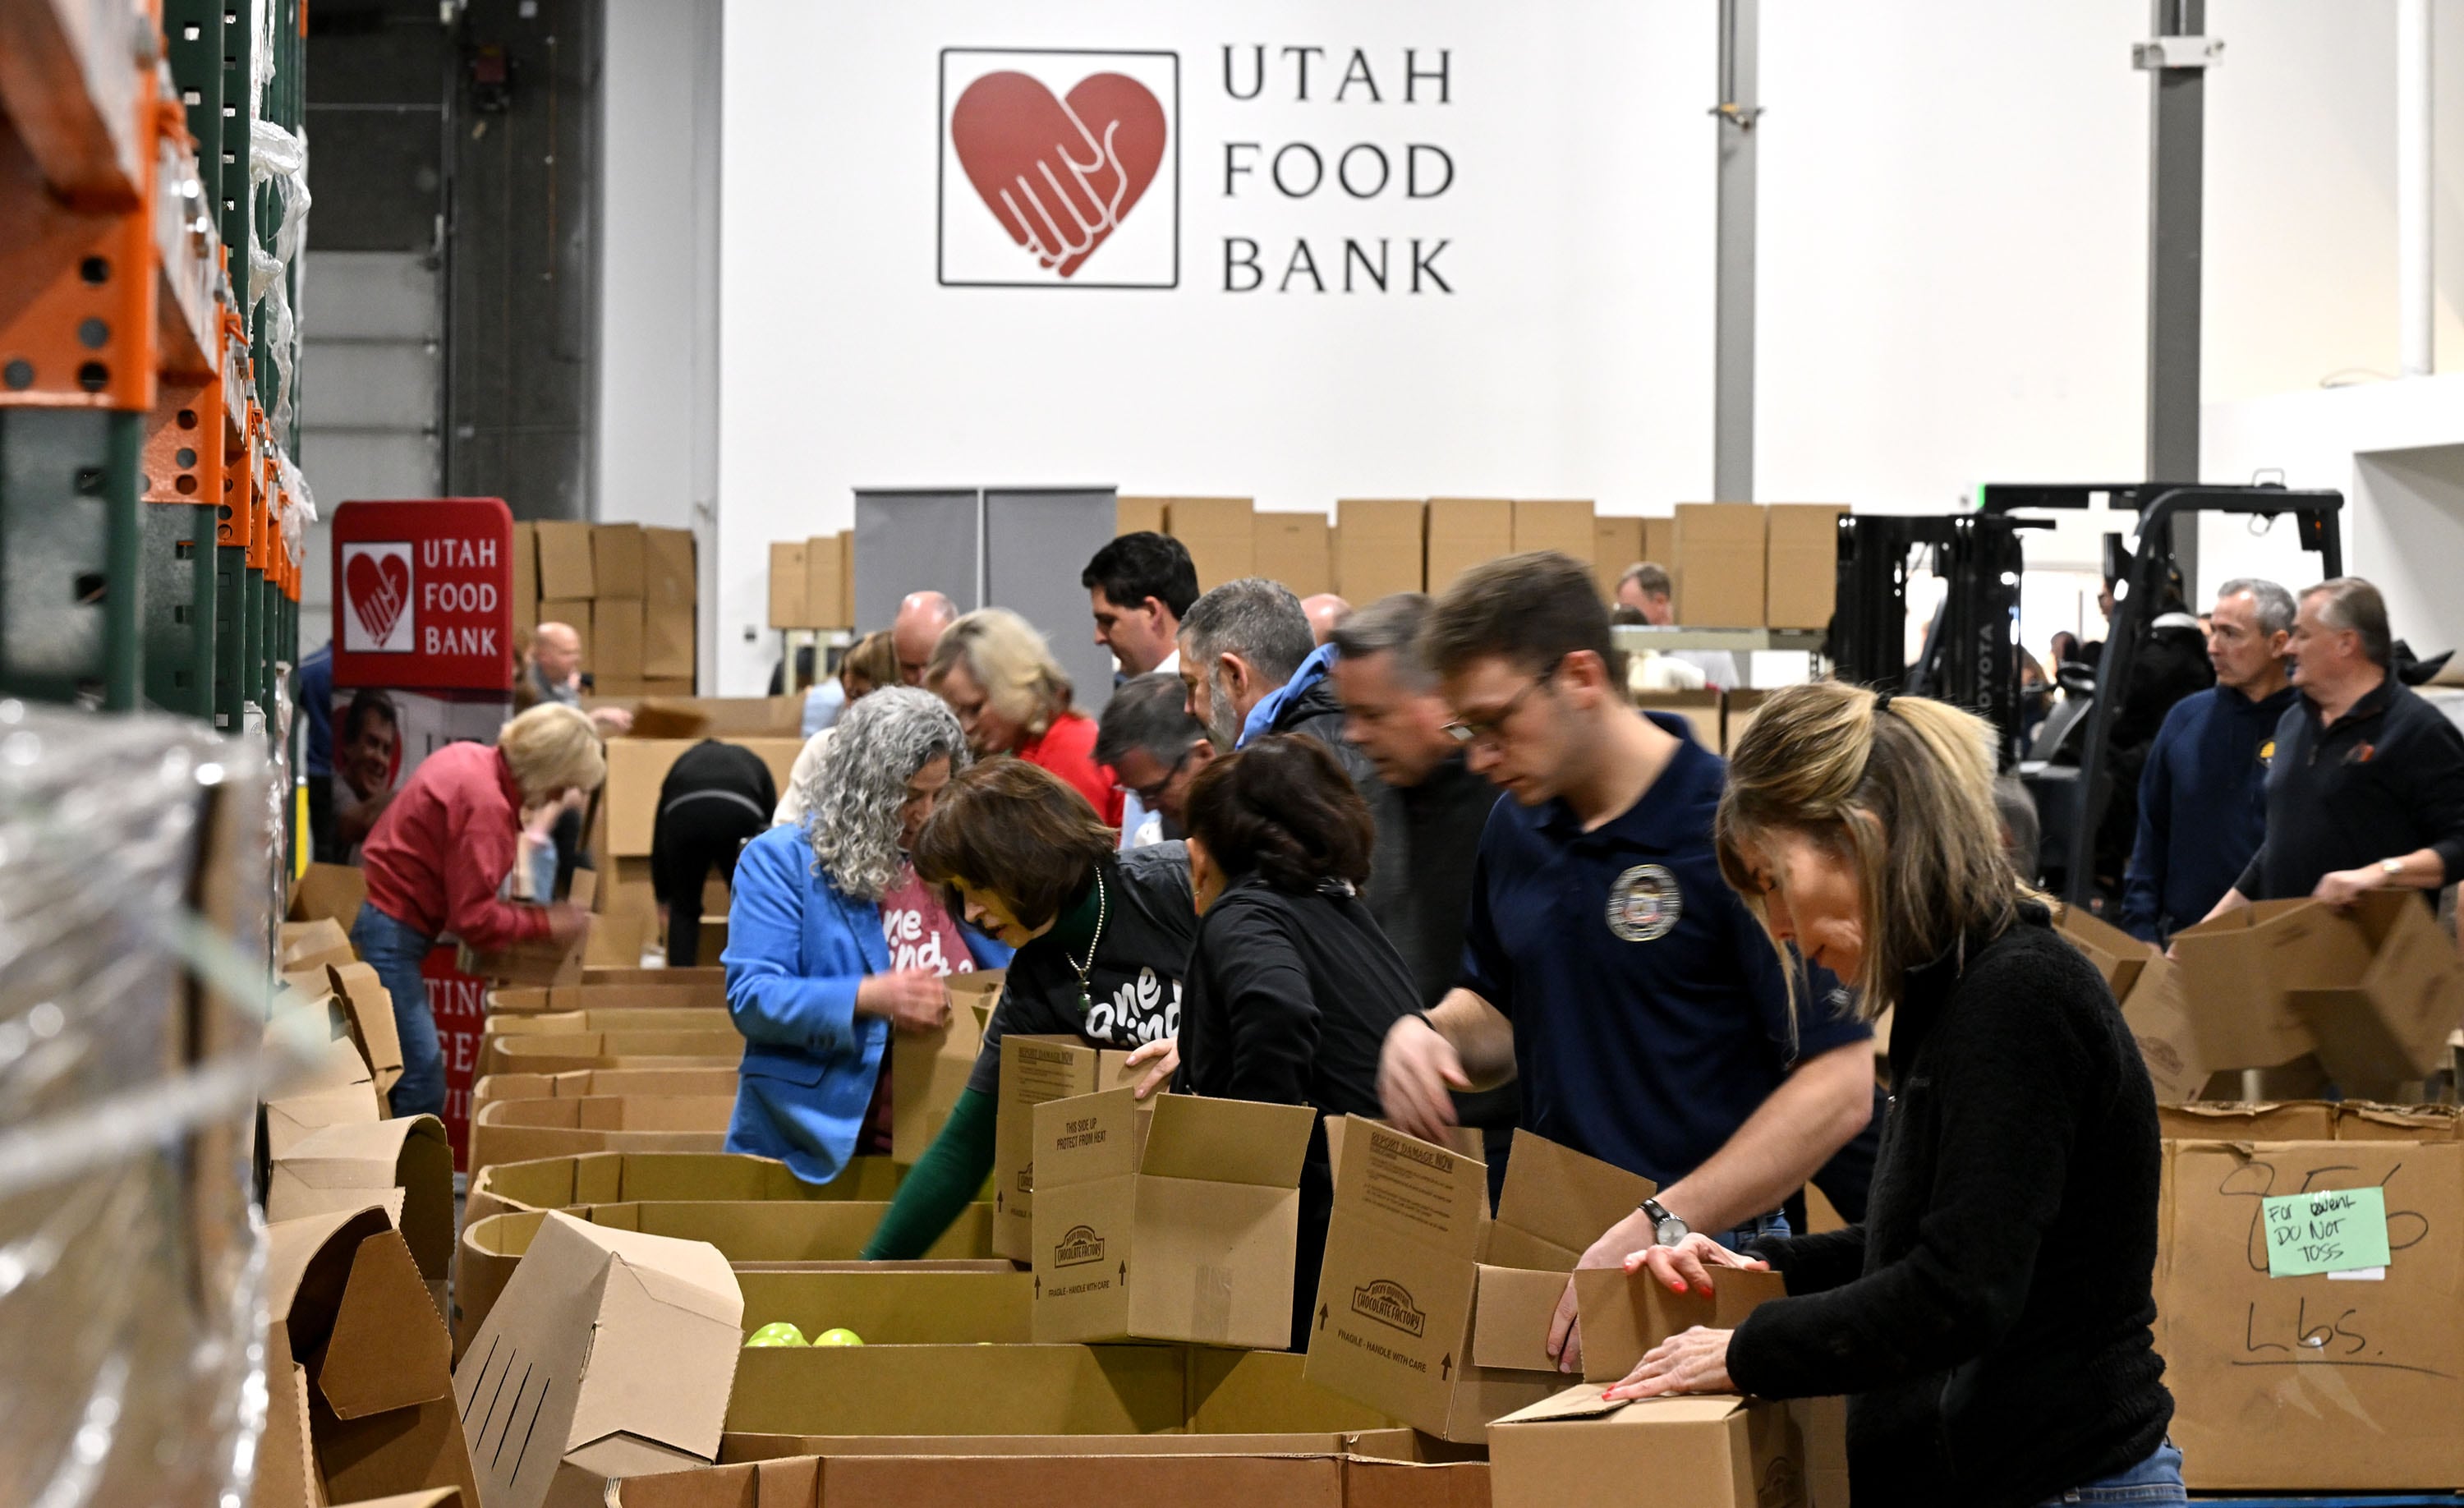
[1605, 683, 2177, 1507]
[1176, 734, 1419, 1350]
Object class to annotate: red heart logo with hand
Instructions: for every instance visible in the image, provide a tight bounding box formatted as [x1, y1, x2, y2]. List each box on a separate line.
[347, 550, 410, 646]
[951, 71, 1166, 278]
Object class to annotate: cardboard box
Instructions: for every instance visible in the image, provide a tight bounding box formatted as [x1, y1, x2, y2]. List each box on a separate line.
[1255, 512, 1333, 598]
[1764, 504, 1846, 631]
[601, 738, 806, 857]
[836, 530, 853, 629]
[467, 1094, 737, 1175]
[2155, 1101, 2338, 1140]
[328, 961, 406, 1095]
[891, 969, 1004, 1163]
[994, 1036, 1144, 1261]
[585, 964, 729, 991]
[1672, 503, 1766, 628]
[715, 1428, 1442, 1465]
[1168, 497, 1257, 591]
[1591, 517, 1643, 601]
[1335, 499, 1427, 604]
[1568, 1266, 1786, 1382]
[1030, 1087, 1316, 1348]
[1307, 1121, 1655, 1442]
[484, 1033, 743, 1078]
[1642, 517, 1676, 574]
[2337, 1102, 2464, 1141]
[1720, 689, 1768, 758]
[1118, 496, 1168, 536]
[594, 598, 646, 681]
[642, 527, 696, 680]
[733, 1267, 1035, 1345]
[1488, 1388, 1803, 1508]
[269, 1115, 456, 1285]
[283, 916, 356, 972]
[292, 861, 370, 926]
[511, 522, 539, 628]
[1424, 499, 1515, 595]
[536, 521, 595, 600]
[537, 600, 592, 663]
[474, 1067, 739, 1117]
[1513, 500, 1595, 562]
[1632, 692, 1724, 755]
[802, 535, 844, 630]
[468, 1151, 902, 1224]
[593, 524, 648, 600]
[723, 1343, 1190, 1437]
[767, 541, 808, 630]
[454, 1211, 745, 1508]
[2053, 907, 2208, 1104]
[1187, 1349, 1401, 1435]
[264, 998, 387, 1158]
[492, 977, 730, 1013]
[2158, 1138, 2464, 1491]
[260, 1204, 480, 1508]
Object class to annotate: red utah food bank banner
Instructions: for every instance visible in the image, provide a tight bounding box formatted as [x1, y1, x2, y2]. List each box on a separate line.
[329, 498, 519, 1168]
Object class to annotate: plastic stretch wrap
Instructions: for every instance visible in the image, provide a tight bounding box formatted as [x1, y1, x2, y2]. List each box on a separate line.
[0, 704, 278, 1508]
[246, 121, 311, 436]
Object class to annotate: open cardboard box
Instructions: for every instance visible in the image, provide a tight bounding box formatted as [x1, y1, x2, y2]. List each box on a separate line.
[890, 968, 1003, 1163]
[733, 1267, 1036, 1345]
[491, 979, 730, 1013]
[454, 1212, 745, 1508]
[2052, 907, 2207, 1103]
[1030, 1087, 1315, 1349]
[292, 862, 371, 926]
[484, 1030, 742, 1078]
[608, 1446, 1485, 1508]
[1569, 1266, 1787, 1382]
[472, 1066, 739, 1119]
[324, 962, 407, 1097]
[466, 1150, 903, 1225]
[1487, 1386, 1804, 1508]
[467, 1094, 736, 1176]
[994, 1034, 1143, 1261]
[269, 1115, 456, 1302]
[723, 1343, 1191, 1438]
[283, 917, 358, 973]
[264, 995, 388, 1159]
[257, 1204, 480, 1508]
[1307, 1120, 1654, 1442]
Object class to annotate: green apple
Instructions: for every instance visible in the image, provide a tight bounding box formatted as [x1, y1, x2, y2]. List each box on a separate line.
[744, 1322, 807, 1348]
[812, 1327, 864, 1347]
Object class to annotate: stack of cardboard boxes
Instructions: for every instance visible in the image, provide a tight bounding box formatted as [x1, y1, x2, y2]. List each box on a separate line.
[517, 522, 699, 696]
[767, 531, 857, 632]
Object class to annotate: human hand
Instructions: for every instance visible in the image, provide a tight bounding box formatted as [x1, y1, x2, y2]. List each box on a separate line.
[1627, 1231, 1772, 1300]
[1547, 1208, 1654, 1375]
[543, 903, 591, 943]
[1125, 1037, 1179, 1100]
[1376, 1014, 1469, 1142]
[856, 969, 951, 1034]
[2313, 867, 2379, 909]
[590, 706, 635, 737]
[1602, 1326, 1736, 1402]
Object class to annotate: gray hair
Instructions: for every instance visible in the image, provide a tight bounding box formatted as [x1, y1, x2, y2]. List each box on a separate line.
[1096, 671, 1207, 768]
[2302, 577, 2393, 668]
[2216, 577, 2296, 637]
[1620, 562, 1671, 598]
[1181, 577, 1315, 685]
[1328, 592, 1437, 692]
[802, 687, 969, 901]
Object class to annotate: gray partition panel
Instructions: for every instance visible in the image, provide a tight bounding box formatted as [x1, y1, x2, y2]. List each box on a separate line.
[984, 487, 1119, 715]
[854, 488, 983, 633]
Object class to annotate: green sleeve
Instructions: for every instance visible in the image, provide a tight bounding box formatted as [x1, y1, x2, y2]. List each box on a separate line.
[862, 1087, 996, 1261]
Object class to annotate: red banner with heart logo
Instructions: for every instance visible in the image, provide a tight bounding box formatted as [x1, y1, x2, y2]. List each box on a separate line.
[330, 498, 516, 691]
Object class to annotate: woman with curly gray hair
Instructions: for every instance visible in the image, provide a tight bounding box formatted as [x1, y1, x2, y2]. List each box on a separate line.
[722, 687, 1011, 1185]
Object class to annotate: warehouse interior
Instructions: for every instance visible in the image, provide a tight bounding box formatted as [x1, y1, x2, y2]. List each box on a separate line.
[8, 1, 2464, 1505]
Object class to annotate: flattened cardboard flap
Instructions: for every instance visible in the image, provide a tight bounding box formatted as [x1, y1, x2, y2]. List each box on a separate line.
[320, 1231, 454, 1418]
[1572, 1265, 1788, 1382]
[265, 1202, 398, 1335]
[1033, 1087, 1147, 1189]
[1139, 1093, 1315, 1187]
[272, 1115, 456, 1280]
[1497, 1385, 1748, 1428]
[1333, 1119, 1489, 1258]
[1493, 1132, 1655, 1258]
[329, 961, 407, 1093]
[329, 1492, 462, 1508]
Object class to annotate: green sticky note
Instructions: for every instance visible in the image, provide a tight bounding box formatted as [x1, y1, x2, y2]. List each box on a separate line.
[2262, 1186, 2392, 1278]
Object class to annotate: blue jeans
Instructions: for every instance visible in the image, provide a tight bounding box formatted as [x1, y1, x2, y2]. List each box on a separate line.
[350, 903, 444, 1119]
[1718, 1211, 1791, 1251]
[2036, 1441, 2185, 1505]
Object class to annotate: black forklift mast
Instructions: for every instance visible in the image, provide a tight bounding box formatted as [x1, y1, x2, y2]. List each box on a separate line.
[1977, 484, 2344, 906]
[1829, 512, 2030, 767]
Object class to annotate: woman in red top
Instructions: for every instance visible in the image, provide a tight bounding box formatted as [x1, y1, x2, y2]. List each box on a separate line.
[925, 607, 1123, 826]
[352, 702, 603, 1116]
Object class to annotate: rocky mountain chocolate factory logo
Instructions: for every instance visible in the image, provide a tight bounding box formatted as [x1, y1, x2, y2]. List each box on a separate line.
[1054, 1225, 1107, 1267]
[1351, 1279, 1426, 1337]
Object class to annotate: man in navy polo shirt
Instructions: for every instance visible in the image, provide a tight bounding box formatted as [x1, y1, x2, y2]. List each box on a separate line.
[1378, 551, 1876, 1376]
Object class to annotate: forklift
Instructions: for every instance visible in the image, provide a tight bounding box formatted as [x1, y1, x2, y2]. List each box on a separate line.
[1827, 483, 2346, 908]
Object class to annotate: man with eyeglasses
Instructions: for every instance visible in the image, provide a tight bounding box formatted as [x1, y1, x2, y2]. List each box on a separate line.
[1095, 672, 1216, 847]
[1377, 551, 1876, 1377]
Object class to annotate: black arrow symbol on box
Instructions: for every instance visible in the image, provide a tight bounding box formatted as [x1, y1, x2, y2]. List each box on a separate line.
[1034, 1275, 1041, 1299]
[1120, 1261, 1129, 1286]
[1317, 1303, 1328, 1333]
[996, 1189, 1005, 1213]
[1441, 1354, 1453, 1381]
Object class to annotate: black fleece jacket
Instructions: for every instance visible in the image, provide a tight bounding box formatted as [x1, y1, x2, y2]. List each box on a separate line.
[1725, 903, 2172, 1508]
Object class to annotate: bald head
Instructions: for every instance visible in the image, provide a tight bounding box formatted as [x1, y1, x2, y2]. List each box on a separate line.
[1302, 594, 1354, 646]
[893, 591, 958, 686]
[533, 621, 581, 683]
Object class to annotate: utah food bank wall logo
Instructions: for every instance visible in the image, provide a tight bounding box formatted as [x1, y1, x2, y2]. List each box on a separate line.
[341, 542, 414, 654]
[939, 48, 1179, 288]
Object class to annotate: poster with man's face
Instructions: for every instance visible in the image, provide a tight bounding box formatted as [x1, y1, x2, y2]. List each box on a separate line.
[327, 687, 513, 857]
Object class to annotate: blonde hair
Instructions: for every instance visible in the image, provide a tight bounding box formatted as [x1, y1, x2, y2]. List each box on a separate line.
[496, 703, 605, 800]
[926, 607, 1073, 733]
[839, 630, 899, 694]
[1716, 681, 2020, 1018]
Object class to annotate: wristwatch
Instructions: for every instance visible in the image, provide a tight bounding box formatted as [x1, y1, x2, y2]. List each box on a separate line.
[1641, 1197, 1689, 1248]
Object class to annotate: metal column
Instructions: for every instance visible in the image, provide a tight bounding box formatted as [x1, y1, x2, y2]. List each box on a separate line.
[2140, 1, 2212, 590]
[1712, 0, 1760, 503]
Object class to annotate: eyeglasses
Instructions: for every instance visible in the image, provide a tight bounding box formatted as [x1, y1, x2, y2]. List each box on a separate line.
[1443, 656, 1563, 747]
[1125, 743, 1199, 804]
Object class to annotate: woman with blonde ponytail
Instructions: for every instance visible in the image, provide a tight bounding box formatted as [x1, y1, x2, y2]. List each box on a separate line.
[1601, 681, 2181, 1507]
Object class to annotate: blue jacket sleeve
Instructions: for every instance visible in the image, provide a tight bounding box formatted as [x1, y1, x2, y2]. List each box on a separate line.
[2117, 705, 2182, 941]
[722, 831, 865, 1055]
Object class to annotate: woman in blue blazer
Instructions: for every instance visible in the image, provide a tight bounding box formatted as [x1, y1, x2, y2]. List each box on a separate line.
[721, 687, 1009, 1184]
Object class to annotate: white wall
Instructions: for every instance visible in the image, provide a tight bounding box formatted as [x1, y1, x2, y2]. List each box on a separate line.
[596, 1, 2464, 692]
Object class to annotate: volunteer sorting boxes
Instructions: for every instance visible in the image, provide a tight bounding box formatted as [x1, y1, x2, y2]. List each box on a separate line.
[1602, 680, 2180, 1507]
[865, 758, 1193, 1257]
[1377, 552, 1876, 1374]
